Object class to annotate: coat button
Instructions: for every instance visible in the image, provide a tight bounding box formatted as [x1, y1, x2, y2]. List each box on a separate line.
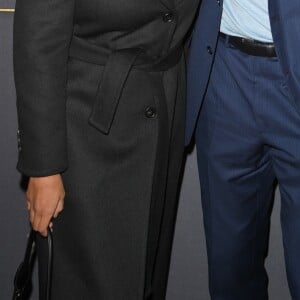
[217, 0, 221, 6]
[207, 46, 213, 55]
[163, 12, 174, 23]
[145, 107, 157, 118]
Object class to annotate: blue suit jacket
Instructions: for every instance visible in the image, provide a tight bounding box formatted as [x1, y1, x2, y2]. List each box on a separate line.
[186, 0, 300, 144]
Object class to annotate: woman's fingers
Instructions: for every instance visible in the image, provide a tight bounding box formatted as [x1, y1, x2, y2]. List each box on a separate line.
[30, 207, 58, 235]
[26, 174, 65, 235]
[30, 200, 63, 234]
[32, 213, 42, 232]
[49, 221, 54, 232]
[53, 198, 64, 218]
[29, 208, 35, 224]
[31, 208, 51, 235]
[38, 214, 52, 237]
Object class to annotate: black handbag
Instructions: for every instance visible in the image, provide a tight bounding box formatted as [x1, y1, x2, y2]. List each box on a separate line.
[13, 228, 53, 300]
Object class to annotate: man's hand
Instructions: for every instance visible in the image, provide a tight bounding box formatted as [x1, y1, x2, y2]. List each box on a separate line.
[26, 174, 65, 236]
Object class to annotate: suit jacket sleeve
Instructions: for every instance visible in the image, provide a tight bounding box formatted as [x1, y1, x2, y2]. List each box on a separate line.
[13, 0, 74, 177]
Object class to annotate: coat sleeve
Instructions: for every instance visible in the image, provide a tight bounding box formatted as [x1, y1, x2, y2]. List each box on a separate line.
[13, 0, 75, 177]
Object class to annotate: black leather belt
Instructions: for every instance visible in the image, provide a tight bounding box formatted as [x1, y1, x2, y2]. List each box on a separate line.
[219, 32, 277, 57]
[69, 36, 183, 134]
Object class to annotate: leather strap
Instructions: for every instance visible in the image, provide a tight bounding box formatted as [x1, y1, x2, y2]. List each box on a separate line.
[45, 229, 53, 300]
[13, 228, 53, 300]
[220, 32, 277, 57]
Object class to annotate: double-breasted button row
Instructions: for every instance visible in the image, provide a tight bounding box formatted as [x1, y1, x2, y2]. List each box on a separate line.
[145, 106, 157, 118]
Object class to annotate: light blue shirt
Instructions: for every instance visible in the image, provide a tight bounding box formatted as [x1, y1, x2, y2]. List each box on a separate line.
[220, 0, 273, 43]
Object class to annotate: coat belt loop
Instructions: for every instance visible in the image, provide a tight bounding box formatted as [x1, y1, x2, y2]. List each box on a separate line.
[88, 48, 142, 134]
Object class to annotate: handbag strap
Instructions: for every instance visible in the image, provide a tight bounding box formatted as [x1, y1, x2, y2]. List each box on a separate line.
[36, 228, 53, 300]
[13, 227, 53, 300]
[23, 229, 37, 271]
[31, 228, 53, 300]
[45, 228, 53, 300]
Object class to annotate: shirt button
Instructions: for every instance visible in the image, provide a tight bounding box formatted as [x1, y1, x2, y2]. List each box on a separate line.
[207, 46, 213, 55]
[163, 12, 174, 23]
[145, 107, 157, 118]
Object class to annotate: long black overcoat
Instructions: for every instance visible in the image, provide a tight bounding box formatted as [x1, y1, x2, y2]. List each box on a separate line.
[13, 0, 199, 299]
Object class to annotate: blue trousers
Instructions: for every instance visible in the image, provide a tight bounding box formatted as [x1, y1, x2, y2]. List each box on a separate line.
[196, 36, 300, 300]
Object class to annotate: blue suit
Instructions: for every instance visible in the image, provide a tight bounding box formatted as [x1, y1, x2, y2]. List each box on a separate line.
[187, 0, 300, 141]
[187, 1, 300, 299]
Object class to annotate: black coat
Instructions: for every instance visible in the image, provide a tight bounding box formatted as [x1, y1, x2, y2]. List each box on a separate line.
[13, 0, 199, 299]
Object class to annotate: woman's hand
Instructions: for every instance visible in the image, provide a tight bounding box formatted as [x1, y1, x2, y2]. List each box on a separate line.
[26, 174, 65, 236]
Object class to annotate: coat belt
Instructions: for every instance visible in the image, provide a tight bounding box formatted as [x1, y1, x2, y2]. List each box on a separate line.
[69, 36, 183, 134]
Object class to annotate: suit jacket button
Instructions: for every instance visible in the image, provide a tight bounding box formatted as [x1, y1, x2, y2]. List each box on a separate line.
[207, 46, 213, 55]
[145, 107, 157, 118]
[163, 12, 174, 23]
[217, 0, 221, 6]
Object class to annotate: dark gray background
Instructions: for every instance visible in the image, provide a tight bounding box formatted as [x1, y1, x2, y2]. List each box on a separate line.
[0, 5, 291, 299]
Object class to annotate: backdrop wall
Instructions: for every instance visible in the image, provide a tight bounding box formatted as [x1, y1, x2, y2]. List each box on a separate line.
[0, 3, 291, 299]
